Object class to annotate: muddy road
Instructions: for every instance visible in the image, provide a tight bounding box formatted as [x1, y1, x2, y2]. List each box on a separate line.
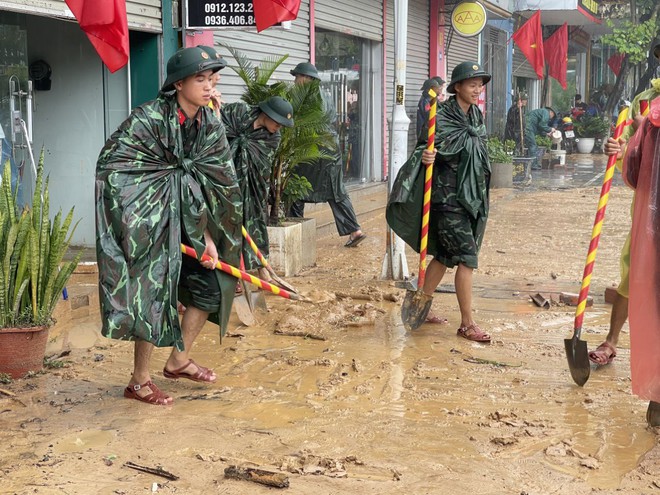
[1, 159, 658, 494]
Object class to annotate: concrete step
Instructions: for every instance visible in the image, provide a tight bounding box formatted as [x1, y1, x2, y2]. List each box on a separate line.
[51, 262, 99, 340]
[302, 182, 387, 239]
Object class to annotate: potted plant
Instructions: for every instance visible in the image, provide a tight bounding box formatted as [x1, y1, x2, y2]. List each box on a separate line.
[0, 154, 81, 378]
[574, 116, 610, 154]
[487, 137, 514, 188]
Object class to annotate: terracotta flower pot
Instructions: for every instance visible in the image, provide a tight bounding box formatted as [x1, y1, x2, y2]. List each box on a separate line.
[0, 326, 49, 378]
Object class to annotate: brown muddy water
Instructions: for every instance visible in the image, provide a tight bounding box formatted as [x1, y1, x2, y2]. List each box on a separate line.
[1, 166, 658, 494]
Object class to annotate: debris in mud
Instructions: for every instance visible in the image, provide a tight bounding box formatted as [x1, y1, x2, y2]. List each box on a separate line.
[180, 388, 231, 400]
[491, 436, 519, 446]
[544, 440, 600, 469]
[335, 288, 400, 303]
[224, 465, 290, 488]
[123, 461, 179, 481]
[278, 450, 348, 478]
[463, 356, 522, 368]
[274, 329, 326, 341]
[530, 293, 551, 309]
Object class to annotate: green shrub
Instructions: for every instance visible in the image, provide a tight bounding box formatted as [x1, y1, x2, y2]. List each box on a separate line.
[574, 116, 610, 138]
[535, 135, 553, 148]
[487, 137, 513, 164]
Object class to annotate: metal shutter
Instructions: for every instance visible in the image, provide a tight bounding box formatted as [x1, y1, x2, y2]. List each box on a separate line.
[446, 33, 479, 77]
[0, 0, 162, 32]
[406, 0, 429, 149]
[315, 0, 382, 41]
[512, 48, 537, 79]
[482, 25, 507, 137]
[385, 0, 429, 153]
[213, 1, 311, 104]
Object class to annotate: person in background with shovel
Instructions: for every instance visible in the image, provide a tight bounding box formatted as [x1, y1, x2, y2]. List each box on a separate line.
[222, 96, 294, 282]
[388, 62, 492, 342]
[504, 91, 527, 155]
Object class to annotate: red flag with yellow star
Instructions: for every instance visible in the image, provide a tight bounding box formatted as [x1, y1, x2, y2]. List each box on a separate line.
[512, 11, 544, 79]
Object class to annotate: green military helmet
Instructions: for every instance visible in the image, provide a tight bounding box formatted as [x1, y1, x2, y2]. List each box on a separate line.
[447, 61, 491, 94]
[290, 62, 320, 80]
[515, 90, 529, 102]
[161, 47, 225, 92]
[259, 96, 294, 128]
[198, 45, 227, 70]
[420, 77, 443, 92]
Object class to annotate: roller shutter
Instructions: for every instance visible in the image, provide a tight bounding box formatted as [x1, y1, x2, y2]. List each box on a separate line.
[213, 1, 311, 104]
[385, 0, 429, 152]
[316, 0, 382, 41]
[512, 48, 537, 79]
[0, 0, 162, 32]
[446, 32, 479, 77]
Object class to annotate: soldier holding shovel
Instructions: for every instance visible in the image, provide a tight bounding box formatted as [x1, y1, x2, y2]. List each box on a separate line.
[387, 61, 492, 342]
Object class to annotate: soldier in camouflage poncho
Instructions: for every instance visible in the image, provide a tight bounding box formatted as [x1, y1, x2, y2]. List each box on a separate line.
[95, 47, 241, 406]
[387, 61, 492, 343]
[222, 96, 293, 274]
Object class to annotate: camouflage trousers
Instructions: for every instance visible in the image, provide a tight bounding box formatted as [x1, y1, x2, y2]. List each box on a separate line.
[178, 253, 221, 313]
[429, 208, 486, 269]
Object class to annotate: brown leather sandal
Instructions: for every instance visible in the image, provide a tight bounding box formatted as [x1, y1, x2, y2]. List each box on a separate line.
[163, 359, 217, 383]
[124, 381, 172, 406]
[457, 323, 491, 343]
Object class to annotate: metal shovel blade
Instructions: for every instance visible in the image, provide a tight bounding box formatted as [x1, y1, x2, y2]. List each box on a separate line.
[234, 282, 256, 326]
[647, 401, 660, 427]
[564, 333, 590, 386]
[401, 289, 433, 331]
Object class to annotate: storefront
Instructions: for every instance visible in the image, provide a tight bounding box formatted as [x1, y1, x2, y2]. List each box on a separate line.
[0, 1, 163, 246]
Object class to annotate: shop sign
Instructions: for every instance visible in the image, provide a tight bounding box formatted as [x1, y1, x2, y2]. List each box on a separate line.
[186, 0, 256, 29]
[451, 1, 487, 38]
[578, 0, 599, 17]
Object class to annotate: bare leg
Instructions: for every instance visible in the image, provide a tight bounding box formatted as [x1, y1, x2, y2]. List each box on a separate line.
[454, 264, 489, 341]
[454, 264, 475, 327]
[164, 306, 217, 382]
[422, 259, 448, 296]
[423, 259, 448, 322]
[605, 293, 628, 347]
[127, 339, 173, 405]
[589, 293, 628, 364]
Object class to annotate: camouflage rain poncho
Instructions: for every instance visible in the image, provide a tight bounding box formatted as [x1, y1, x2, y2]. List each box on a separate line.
[222, 102, 280, 268]
[386, 96, 490, 254]
[95, 94, 242, 348]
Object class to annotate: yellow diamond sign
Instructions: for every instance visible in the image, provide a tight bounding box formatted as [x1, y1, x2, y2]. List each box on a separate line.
[451, 1, 487, 38]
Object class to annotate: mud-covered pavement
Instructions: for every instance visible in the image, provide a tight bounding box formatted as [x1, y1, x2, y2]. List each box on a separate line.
[1, 156, 659, 494]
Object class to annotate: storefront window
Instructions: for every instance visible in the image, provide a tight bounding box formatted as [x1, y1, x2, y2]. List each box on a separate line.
[315, 28, 374, 183]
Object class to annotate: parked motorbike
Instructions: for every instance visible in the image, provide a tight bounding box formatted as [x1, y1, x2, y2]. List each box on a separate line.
[561, 116, 576, 154]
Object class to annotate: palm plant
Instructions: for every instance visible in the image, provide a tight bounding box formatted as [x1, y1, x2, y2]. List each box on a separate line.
[0, 153, 80, 328]
[221, 43, 334, 224]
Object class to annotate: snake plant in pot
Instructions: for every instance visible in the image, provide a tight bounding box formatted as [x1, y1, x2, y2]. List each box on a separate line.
[0, 153, 81, 378]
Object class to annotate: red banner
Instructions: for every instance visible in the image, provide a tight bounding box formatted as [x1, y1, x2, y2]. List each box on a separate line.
[253, 0, 302, 32]
[66, 0, 129, 73]
[512, 11, 545, 79]
[544, 23, 568, 89]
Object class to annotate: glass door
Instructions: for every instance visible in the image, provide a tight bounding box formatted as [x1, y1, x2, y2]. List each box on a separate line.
[0, 11, 30, 207]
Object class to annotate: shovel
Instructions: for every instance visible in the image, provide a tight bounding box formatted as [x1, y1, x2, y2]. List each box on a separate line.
[242, 226, 299, 294]
[565, 107, 629, 386]
[401, 88, 437, 331]
[234, 255, 258, 326]
[180, 244, 307, 301]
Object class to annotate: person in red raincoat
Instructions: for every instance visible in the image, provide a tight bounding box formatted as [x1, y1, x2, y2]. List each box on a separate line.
[621, 96, 660, 427]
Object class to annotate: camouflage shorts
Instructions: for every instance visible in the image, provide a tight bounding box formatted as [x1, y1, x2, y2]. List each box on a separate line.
[429, 209, 482, 269]
[178, 254, 221, 313]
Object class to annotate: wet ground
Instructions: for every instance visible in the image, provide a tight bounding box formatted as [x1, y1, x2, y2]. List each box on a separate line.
[1, 152, 658, 494]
